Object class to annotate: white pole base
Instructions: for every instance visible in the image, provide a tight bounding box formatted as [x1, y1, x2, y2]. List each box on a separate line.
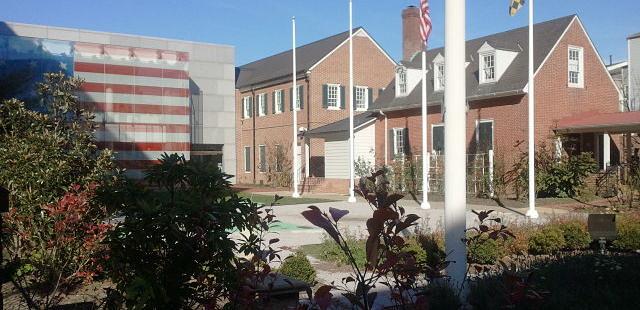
[347, 195, 357, 203]
[420, 201, 431, 210]
[292, 192, 301, 198]
[526, 208, 539, 219]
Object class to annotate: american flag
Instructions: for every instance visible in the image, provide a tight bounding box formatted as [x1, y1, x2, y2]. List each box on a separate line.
[73, 43, 191, 178]
[419, 0, 432, 48]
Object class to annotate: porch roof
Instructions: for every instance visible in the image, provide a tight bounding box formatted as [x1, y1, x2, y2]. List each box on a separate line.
[555, 111, 640, 134]
[305, 112, 378, 137]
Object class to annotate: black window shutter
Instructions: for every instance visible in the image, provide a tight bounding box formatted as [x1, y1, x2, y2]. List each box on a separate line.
[241, 99, 245, 119]
[352, 87, 357, 109]
[403, 128, 410, 155]
[299, 85, 304, 110]
[340, 85, 346, 109]
[368, 87, 373, 108]
[264, 94, 269, 115]
[249, 97, 254, 118]
[289, 88, 294, 111]
[389, 129, 395, 159]
[322, 84, 328, 108]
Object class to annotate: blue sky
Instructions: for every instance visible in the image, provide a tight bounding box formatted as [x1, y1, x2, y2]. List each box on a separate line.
[1, 0, 637, 65]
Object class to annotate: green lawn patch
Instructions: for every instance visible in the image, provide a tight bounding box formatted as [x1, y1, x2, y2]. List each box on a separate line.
[236, 192, 338, 205]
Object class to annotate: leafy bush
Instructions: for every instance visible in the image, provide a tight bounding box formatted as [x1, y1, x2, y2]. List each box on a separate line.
[468, 236, 503, 265]
[503, 225, 534, 256]
[318, 233, 367, 268]
[426, 283, 462, 310]
[508, 142, 598, 199]
[0, 73, 119, 308]
[279, 251, 316, 284]
[613, 215, 640, 251]
[528, 227, 566, 255]
[107, 154, 259, 309]
[557, 221, 591, 251]
[414, 232, 446, 268]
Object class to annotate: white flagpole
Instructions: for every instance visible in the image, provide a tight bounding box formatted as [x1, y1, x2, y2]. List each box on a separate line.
[347, 0, 356, 203]
[421, 50, 431, 209]
[292, 16, 300, 198]
[526, 0, 539, 218]
[444, 0, 467, 289]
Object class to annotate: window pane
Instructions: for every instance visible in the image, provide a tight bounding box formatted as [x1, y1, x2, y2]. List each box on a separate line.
[478, 122, 493, 153]
[433, 126, 445, 153]
[328, 85, 339, 107]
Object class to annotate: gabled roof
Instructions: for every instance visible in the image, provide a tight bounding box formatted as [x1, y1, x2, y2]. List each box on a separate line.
[372, 15, 576, 112]
[236, 27, 393, 90]
[306, 112, 377, 136]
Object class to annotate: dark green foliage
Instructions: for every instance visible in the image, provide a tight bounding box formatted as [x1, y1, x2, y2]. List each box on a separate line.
[468, 236, 503, 265]
[509, 142, 598, 199]
[426, 283, 462, 310]
[528, 227, 566, 255]
[557, 222, 592, 251]
[278, 251, 316, 285]
[613, 215, 640, 251]
[414, 233, 446, 268]
[107, 154, 259, 309]
[0, 72, 118, 212]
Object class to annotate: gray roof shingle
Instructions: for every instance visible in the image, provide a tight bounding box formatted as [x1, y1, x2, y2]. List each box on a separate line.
[372, 15, 576, 112]
[236, 27, 363, 89]
[306, 112, 378, 136]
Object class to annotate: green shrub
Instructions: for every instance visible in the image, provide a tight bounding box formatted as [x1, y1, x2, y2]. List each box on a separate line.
[468, 237, 503, 265]
[319, 234, 367, 268]
[426, 283, 461, 310]
[404, 237, 427, 262]
[278, 251, 316, 284]
[415, 232, 446, 267]
[557, 221, 591, 251]
[613, 216, 640, 251]
[528, 227, 566, 255]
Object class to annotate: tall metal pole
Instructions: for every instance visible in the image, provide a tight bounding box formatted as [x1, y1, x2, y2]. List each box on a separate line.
[444, 0, 467, 289]
[421, 51, 431, 209]
[347, 0, 356, 203]
[526, 0, 539, 218]
[292, 17, 300, 198]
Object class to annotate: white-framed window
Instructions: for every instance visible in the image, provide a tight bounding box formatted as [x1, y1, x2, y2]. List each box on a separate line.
[393, 128, 406, 156]
[244, 146, 251, 172]
[396, 67, 408, 95]
[476, 120, 494, 153]
[480, 52, 496, 83]
[295, 85, 303, 110]
[355, 86, 368, 111]
[257, 93, 267, 116]
[258, 144, 266, 173]
[242, 96, 252, 119]
[432, 124, 445, 154]
[327, 84, 340, 110]
[434, 62, 445, 91]
[568, 46, 584, 88]
[274, 89, 284, 113]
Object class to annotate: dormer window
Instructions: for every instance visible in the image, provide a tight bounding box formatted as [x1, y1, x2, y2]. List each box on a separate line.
[396, 67, 408, 96]
[480, 52, 496, 83]
[434, 62, 445, 91]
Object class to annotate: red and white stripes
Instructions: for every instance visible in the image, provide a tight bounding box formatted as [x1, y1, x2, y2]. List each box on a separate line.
[74, 43, 191, 178]
[419, 0, 432, 47]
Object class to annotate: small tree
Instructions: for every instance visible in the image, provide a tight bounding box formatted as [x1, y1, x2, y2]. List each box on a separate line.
[0, 72, 119, 308]
[265, 141, 292, 187]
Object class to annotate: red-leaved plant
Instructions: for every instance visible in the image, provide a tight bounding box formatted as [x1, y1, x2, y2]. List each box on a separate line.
[301, 170, 430, 309]
[3, 183, 111, 308]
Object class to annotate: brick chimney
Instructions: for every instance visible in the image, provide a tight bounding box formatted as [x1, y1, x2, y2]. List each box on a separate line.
[402, 6, 422, 61]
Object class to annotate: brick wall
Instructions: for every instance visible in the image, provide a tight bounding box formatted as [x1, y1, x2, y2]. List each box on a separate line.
[376, 17, 621, 170]
[235, 33, 395, 184]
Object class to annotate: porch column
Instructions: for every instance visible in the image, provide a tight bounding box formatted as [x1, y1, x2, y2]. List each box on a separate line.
[603, 133, 611, 170]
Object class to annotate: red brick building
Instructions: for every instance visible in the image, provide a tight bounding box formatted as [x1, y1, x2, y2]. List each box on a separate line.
[308, 10, 624, 194]
[235, 28, 396, 186]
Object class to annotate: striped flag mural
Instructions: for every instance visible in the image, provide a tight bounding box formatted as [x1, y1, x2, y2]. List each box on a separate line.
[73, 43, 191, 178]
[419, 0, 432, 47]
